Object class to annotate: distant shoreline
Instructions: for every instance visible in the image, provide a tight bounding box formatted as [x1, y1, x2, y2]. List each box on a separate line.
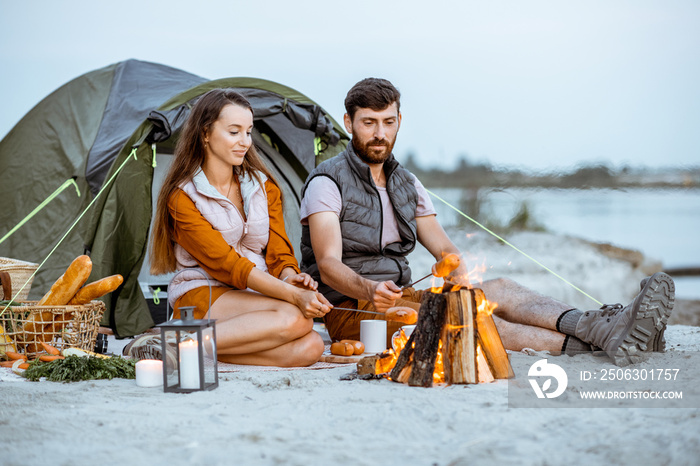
[404, 155, 700, 190]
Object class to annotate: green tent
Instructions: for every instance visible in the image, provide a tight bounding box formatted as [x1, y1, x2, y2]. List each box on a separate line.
[0, 59, 348, 337]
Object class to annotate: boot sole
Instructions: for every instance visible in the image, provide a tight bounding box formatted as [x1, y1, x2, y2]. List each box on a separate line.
[611, 272, 675, 367]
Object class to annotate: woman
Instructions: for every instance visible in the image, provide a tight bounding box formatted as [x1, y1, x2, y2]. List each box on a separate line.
[150, 89, 330, 367]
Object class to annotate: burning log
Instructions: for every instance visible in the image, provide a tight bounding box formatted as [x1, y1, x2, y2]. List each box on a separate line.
[356, 352, 395, 377]
[442, 289, 478, 384]
[389, 292, 447, 387]
[474, 289, 515, 379]
[357, 287, 513, 386]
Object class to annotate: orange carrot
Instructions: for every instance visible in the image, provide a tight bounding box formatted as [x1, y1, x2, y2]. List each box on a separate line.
[1, 361, 16, 367]
[5, 351, 26, 361]
[39, 354, 65, 362]
[40, 342, 60, 356]
[17, 362, 30, 370]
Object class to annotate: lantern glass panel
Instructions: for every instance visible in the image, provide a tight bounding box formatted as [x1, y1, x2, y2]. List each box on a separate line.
[202, 326, 218, 386]
[158, 307, 218, 393]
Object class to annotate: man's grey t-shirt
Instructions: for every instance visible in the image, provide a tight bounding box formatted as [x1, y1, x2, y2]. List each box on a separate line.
[300, 174, 437, 249]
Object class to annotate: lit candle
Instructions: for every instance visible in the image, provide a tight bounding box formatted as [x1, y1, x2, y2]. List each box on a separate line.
[135, 359, 163, 387]
[179, 339, 200, 389]
[202, 333, 215, 359]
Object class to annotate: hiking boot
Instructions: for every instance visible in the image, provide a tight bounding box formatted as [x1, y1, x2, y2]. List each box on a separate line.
[123, 333, 177, 369]
[639, 276, 671, 352]
[575, 272, 675, 366]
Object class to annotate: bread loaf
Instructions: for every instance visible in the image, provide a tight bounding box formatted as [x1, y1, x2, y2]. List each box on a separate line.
[38, 255, 93, 306]
[22, 255, 93, 349]
[68, 274, 123, 305]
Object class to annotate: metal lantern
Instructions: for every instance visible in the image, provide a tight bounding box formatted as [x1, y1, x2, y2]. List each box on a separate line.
[157, 306, 218, 393]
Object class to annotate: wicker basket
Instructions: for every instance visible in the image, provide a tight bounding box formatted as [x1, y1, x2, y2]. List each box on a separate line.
[0, 300, 105, 358]
[0, 257, 39, 301]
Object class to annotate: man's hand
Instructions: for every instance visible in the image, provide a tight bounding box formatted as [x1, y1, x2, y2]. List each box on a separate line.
[371, 280, 403, 313]
[430, 254, 470, 288]
[444, 266, 472, 288]
[416, 216, 470, 289]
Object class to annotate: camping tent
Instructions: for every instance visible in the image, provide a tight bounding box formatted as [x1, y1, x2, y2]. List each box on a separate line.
[0, 59, 348, 337]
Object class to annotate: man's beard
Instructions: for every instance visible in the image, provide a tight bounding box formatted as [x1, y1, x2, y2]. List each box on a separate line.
[352, 136, 395, 164]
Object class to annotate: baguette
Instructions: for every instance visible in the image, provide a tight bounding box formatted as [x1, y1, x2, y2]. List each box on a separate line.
[68, 274, 123, 305]
[38, 255, 93, 306]
[22, 255, 93, 350]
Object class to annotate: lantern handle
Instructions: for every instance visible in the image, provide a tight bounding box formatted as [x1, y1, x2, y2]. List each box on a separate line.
[165, 268, 213, 321]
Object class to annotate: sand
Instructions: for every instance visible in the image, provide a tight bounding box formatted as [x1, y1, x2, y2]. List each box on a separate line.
[2, 230, 699, 465]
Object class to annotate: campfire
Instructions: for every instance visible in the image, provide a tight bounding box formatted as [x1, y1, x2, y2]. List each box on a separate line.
[357, 284, 514, 387]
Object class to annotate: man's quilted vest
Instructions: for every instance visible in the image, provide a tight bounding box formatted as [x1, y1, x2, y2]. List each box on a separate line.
[300, 145, 418, 304]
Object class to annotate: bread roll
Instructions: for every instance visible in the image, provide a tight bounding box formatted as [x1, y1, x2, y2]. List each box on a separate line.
[330, 342, 355, 356]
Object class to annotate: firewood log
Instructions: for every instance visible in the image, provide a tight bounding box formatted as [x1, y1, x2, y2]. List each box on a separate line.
[407, 291, 447, 387]
[442, 289, 478, 384]
[473, 288, 514, 379]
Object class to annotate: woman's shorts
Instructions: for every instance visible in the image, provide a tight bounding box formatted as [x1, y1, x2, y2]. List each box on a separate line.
[173, 285, 231, 319]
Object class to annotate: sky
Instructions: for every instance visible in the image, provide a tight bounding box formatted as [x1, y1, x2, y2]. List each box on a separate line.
[1, 0, 698, 172]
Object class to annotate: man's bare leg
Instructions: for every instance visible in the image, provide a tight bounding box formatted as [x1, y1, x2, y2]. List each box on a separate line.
[491, 314, 565, 353]
[479, 277, 592, 355]
[480, 277, 573, 330]
[478, 273, 675, 365]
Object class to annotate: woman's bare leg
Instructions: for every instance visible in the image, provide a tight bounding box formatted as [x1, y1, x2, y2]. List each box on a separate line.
[206, 290, 320, 361]
[218, 331, 325, 367]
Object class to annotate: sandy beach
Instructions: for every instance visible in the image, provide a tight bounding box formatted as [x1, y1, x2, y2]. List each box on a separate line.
[2, 229, 700, 466]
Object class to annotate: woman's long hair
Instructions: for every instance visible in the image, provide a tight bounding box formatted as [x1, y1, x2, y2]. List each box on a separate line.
[150, 89, 280, 275]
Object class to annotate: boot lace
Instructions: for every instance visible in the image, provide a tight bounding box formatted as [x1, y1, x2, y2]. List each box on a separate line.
[599, 303, 623, 316]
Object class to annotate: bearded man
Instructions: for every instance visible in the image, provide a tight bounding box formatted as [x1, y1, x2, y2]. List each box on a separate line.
[299, 78, 674, 366]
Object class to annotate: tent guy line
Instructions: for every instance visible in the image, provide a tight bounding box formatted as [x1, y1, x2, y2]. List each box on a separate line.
[0, 179, 81, 247]
[0, 149, 138, 318]
[426, 189, 604, 306]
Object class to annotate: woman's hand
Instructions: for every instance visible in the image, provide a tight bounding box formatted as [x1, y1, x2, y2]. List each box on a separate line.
[293, 289, 331, 319]
[283, 272, 318, 291]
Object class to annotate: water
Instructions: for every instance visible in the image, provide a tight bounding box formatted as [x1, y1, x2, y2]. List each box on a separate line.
[429, 187, 700, 299]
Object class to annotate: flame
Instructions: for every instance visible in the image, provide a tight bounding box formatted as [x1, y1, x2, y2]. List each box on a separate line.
[429, 257, 491, 292]
[379, 329, 407, 376]
[430, 275, 443, 294]
[433, 340, 445, 384]
[382, 327, 445, 384]
[379, 290, 497, 386]
[465, 260, 488, 286]
[477, 296, 498, 316]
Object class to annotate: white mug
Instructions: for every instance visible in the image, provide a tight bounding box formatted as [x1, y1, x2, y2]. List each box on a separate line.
[360, 320, 387, 354]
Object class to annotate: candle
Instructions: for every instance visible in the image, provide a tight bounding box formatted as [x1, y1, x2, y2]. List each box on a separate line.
[178, 339, 200, 389]
[135, 359, 163, 387]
